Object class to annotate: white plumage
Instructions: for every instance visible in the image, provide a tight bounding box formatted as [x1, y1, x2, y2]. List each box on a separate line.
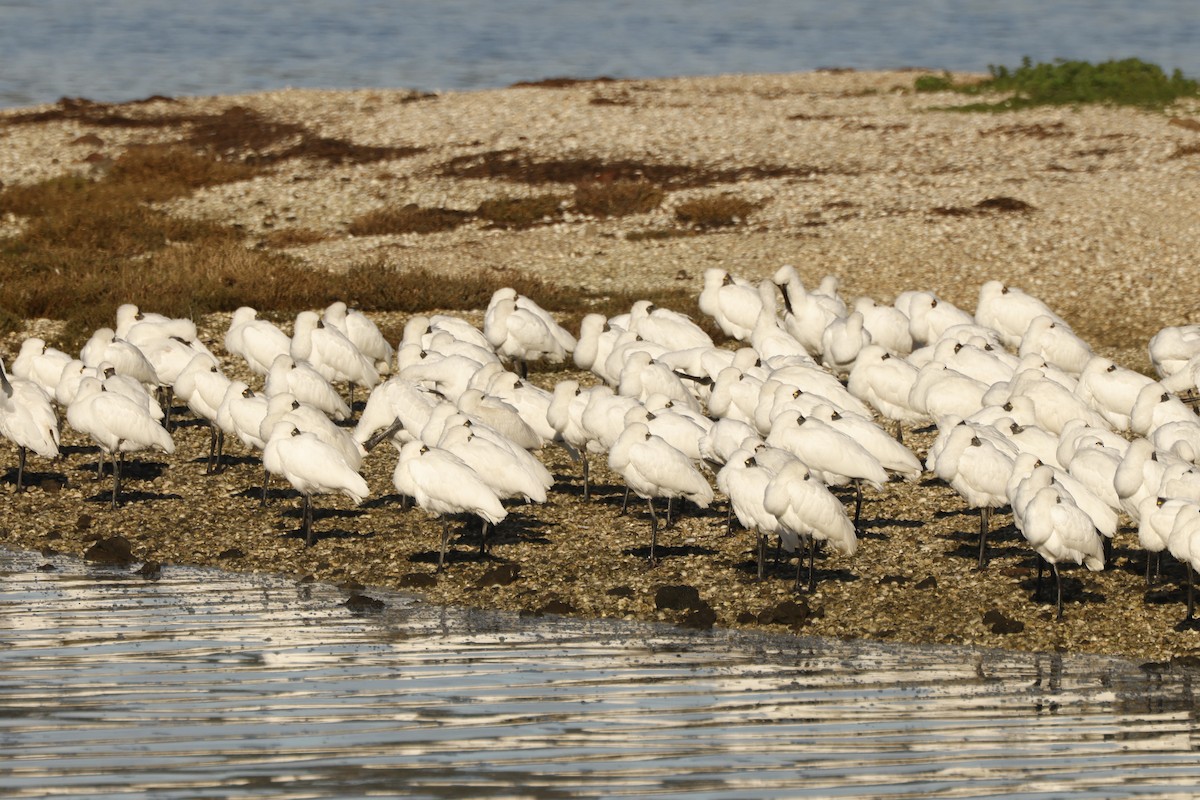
[608, 421, 714, 563]
[323, 301, 394, 374]
[975, 280, 1067, 350]
[66, 376, 174, 508]
[394, 439, 507, 569]
[11, 338, 72, 395]
[263, 421, 369, 547]
[0, 358, 60, 490]
[265, 353, 351, 421]
[1018, 484, 1104, 620]
[700, 268, 762, 341]
[225, 306, 292, 377]
[930, 422, 1015, 568]
[291, 310, 379, 392]
[764, 458, 858, 590]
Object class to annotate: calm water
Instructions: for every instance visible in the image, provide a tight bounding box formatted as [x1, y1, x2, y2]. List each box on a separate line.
[1, 0, 1198, 108]
[2, 546, 1200, 799]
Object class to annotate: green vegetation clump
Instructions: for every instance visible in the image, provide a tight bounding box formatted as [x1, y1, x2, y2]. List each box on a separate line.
[916, 57, 1200, 111]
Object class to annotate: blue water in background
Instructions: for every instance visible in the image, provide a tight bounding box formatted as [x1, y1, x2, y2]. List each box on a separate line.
[1, 0, 1198, 108]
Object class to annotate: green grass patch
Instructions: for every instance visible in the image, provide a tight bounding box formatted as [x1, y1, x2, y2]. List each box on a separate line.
[916, 57, 1200, 111]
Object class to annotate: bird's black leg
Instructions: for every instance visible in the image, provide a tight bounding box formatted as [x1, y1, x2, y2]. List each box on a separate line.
[977, 506, 990, 569]
[1054, 563, 1064, 622]
[756, 529, 765, 580]
[582, 452, 590, 501]
[647, 499, 659, 565]
[16, 446, 26, 492]
[111, 451, 124, 509]
[854, 481, 863, 529]
[1175, 564, 1200, 632]
[438, 519, 450, 572]
[206, 425, 218, 474]
[808, 536, 818, 593]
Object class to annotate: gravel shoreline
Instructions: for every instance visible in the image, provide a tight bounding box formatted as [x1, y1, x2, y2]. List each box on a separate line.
[3, 71, 1200, 662]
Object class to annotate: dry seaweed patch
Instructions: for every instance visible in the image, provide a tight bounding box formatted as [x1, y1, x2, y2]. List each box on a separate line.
[260, 227, 332, 248]
[346, 204, 473, 236]
[4, 99, 426, 167]
[930, 196, 1036, 217]
[674, 194, 764, 229]
[1169, 142, 1200, 159]
[980, 121, 1072, 138]
[509, 76, 620, 89]
[0, 138, 719, 346]
[573, 180, 664, 218]
[438, 149, 845, 187]
[475, 194, 566, 229]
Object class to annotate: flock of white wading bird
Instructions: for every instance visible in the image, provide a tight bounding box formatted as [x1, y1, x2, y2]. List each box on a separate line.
[4, 269, 1200, 626]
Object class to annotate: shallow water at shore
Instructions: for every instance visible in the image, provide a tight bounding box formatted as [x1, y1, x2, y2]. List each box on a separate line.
[1, 0, 1198, 107]
[3, 546, 1200, 798]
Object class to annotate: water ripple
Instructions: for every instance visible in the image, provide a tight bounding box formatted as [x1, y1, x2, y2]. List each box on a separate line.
[2, 546, 1199, 799]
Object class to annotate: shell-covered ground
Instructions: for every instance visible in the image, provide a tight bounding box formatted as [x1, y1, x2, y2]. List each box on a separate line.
[2, 70, 1200, 662]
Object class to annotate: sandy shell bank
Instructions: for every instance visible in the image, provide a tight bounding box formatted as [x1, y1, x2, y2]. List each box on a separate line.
[2, 70, 1200, 662]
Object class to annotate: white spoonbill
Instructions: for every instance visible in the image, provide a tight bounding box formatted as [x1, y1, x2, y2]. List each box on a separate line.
[393, 439, 507, 570]
[764, 458, 858, 591]
[774, 266, 844, 355]
[847, 345, 930, 441]
[66, 376, 174, 508]
[975, 280, 1067, 350]
[852, 296, 913, 356]
[0, 358, 60, 491]
[716, 447, 782, 579]
[628, 300, 713, 351]
[764, 409, 888, 526]
[1019, 315, 1092, 376]
[80, 327, 158, 387]
[1135, 495, 1191, 586]
[699, 267, 762, 341]
[930, 422, 1015, 568]
[291, 310, 379, 399]
[350, 376, 439, 450]
[1148, 324, 1200, 381]
[1019, 484, 1104, 621]
[820, 310, 872, 379]
[263, 421, 369, 547]
[11, 338, 72, 396]
[323, 301, 394, 374]
[173, 353, 232, 474]
[1167, 502, 1200, 631]
[265, 353, 351, 422]
[483, 288, 574, 376]
[225, 306, 292, 377]
[608, 421, 714, 564]
[1076, 356, 1155, 431]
